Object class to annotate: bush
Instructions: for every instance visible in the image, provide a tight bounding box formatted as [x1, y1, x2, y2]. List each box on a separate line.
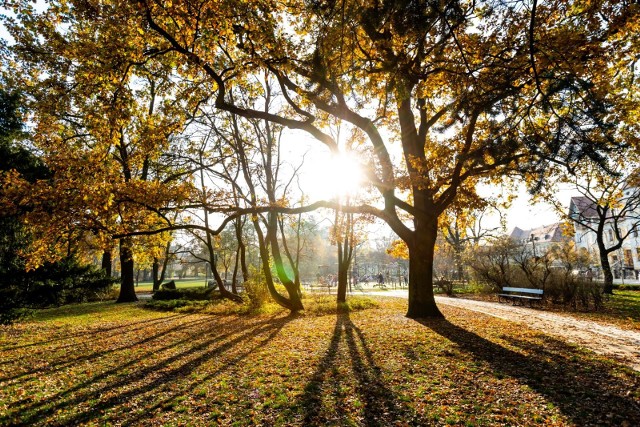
[0, 307, 33, 326]
[0, 259, 117, 315]
[544, 273, 603, 311]
[153, 286, 218, 301]
[244, 268, 270, 308]
[302, 294, 379, 315]
[145, 299, 210, 312]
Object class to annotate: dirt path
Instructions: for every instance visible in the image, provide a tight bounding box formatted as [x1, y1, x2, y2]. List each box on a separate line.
[371, 290, 640, 371]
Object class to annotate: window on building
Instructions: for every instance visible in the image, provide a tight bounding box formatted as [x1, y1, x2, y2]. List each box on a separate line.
[608, 229, 614, 242]
[624, 249, 633, 267]
[634, 227, 638, 238]
[636, 247, 640, 261]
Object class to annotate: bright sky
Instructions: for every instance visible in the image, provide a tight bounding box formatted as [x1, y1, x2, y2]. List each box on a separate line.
[283, 129, 576, 236]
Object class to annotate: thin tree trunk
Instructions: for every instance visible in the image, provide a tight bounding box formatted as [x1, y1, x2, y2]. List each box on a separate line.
[235, 217, 249, 283]
[232, 246, 240, 294]
[253, 217, 302, 310]
[266, 213, 304, 311]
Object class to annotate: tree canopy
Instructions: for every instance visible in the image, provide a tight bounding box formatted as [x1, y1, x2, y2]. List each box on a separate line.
[2, 0, 638, 316]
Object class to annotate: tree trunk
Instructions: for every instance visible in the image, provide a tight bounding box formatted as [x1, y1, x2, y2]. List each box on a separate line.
[152, 257, 160, 291]
[600, 250, 614, 295]
[337, 241, 348, 303]
[406, 218, 442, 318]
[211, 254, 243, 302]
[235, 218, 249, 283]
[253, 216, 303, 311]
[159, 242, 170, 288]
[267, 213, 304, 311]
[101, 249, 112, 277]
[231, 246, 240, 294]
[116, 238, 137, 303]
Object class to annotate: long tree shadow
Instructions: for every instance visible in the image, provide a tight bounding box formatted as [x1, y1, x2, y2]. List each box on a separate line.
[0, 313, 186, 354]
[300, 311, 417, 426]
[7, 313, 293, 426]
[2, 315, 218, 385]
[419, 317, 640, 426]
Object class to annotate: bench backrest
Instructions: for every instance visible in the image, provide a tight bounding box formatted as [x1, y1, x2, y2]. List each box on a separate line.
[501, 287, 544, 295]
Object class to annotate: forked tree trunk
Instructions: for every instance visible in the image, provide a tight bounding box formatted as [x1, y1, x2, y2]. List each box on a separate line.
[116, 238, 137, 303]
[406, 217, 442, 318]
[267, 213, 304, 310]
[252, 217, 304, 311]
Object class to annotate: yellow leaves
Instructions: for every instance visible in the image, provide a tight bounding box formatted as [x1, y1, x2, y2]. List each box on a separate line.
[386, 239, 409, 260]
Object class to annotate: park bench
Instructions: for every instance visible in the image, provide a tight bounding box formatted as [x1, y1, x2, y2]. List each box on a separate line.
[497, 287, 544, 307]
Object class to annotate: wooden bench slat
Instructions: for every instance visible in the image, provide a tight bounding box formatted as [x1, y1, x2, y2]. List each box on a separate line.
[501, 287, 544, 295]
[498, 287, 544, 307]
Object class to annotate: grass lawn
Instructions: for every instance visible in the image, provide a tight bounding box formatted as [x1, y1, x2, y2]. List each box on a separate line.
[1, 298, 639, 426]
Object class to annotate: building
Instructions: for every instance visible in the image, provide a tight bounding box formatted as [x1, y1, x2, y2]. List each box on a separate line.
[509, 223, 569, 256]
[569, 195, 640, 279]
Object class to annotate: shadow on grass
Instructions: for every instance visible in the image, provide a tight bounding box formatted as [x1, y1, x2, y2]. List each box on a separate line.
[4, 313, 291, 426]
[300, 311, 416, 426]
[1, 312, 188, 351]
[418, 317, 640, 426]
[1, 315, 215, 383]
[31, 301, 131, 321]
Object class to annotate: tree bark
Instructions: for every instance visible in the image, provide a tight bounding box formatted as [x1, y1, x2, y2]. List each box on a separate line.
[406, 216, 442, 318]
[253, 217, 303, 311]
[337, 241, 348, 303]
[101, 249, 112, 277]
[266, 213, 304, 311]
[152, 257, 160, 291]
[116, 238, 138, 303]
[235, 217, 249, 283]
[598, 242, 614, 294]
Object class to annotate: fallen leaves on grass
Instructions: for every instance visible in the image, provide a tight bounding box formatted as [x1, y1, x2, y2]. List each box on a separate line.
[0, 299, 638, 426]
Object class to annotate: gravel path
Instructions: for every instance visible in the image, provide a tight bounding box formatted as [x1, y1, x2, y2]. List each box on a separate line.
[372, 290, 640, 371]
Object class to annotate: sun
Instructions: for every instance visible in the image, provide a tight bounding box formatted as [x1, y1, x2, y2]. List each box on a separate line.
[304, 151, 365, 201]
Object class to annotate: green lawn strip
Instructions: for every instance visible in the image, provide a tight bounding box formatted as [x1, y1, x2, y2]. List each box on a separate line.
[1, 299, 638, 426]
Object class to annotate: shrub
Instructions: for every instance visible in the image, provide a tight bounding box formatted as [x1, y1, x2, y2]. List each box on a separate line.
[0, 307, 33, 326]
[145, 300, 210, 312]
[302, 294, 379, 315]
[1, 259, 117, 310]
[244, 268, 270, 308]
[153, 286, 218, 301]
[544, 273, 603, 311]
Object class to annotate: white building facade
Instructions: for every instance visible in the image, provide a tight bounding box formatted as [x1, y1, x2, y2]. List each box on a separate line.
[570, 195, 640, 280]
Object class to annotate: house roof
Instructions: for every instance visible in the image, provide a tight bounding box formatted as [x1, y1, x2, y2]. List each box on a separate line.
[509, 223, 567, 243]
[569, 196, 598, 219]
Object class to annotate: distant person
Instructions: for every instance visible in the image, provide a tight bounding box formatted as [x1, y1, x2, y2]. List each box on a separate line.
[377, 273, 384, 285]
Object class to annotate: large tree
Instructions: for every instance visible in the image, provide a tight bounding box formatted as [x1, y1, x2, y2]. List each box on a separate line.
[135, 0, 635, 317]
